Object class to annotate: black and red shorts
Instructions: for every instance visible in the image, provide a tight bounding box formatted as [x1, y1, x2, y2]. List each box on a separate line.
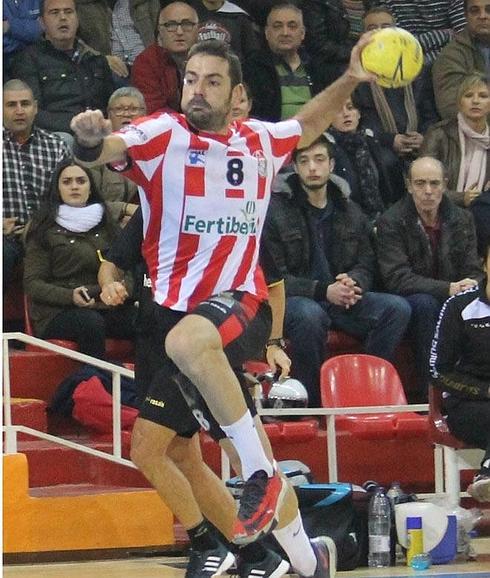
[137, 290, 271, 439]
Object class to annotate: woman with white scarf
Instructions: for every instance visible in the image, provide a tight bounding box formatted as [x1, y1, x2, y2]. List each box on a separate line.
[420, 73, 490, 207]
[24, 159, 137, 359]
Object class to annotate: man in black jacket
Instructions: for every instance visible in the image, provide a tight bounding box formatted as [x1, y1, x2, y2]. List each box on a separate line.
[430, 239, 490, 502]
[262, 135, 411, 407]
[10, 0, 114, 135]
[242, 2, 328, 122]
[377, 156, 484, 399]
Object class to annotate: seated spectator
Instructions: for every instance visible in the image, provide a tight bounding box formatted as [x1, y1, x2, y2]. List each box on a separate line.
[131, 1, 199, 114]
[231, 81, 253, 120]
[3, 79, 70, 289]
[430, 238, 490, 503]
[328, 96, 401, 224]
[10, 0, 114, 136]
[432, 0, 490, 119]
[89, 87, 144, 221]
[188, 0, 259, 60]
[242, 2, 328, 122]
[262, 135, 411, 407]
[376, 156, 483, 399]
[23, 159, 137, 359]
[420, 73, 490, 206]
[3, 0, 42, 80]
[379, 0, 467, 64]
[354, 7, 439, 192]
[75, 0, 160, 71]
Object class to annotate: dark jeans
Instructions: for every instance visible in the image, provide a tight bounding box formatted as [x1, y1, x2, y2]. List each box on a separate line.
[445, 397, 490, 467]
[284, 292, 411, 407]
[3, 236, 24, 290]
[404, 293, 442, 396]
[42, 306, 137, 359]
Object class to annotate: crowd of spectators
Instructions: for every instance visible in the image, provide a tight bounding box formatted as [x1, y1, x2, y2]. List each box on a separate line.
[2, 0, 490, 406]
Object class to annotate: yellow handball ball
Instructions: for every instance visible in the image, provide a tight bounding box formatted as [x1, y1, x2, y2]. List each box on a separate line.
[361, 27, 424, 89]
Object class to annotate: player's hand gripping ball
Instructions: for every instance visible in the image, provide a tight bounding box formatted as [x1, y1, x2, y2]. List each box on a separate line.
[361, 27, 423, 88]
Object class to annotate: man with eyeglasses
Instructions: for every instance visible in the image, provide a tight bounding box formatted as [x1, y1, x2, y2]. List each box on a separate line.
[132, 2, 199, 114]
[89, 87, 144, 223]
[433, 0, 490, 119]
[376, 156, 483, 401]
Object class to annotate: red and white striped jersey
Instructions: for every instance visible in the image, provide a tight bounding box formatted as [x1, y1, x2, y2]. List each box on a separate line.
[117, 112, 301, 312]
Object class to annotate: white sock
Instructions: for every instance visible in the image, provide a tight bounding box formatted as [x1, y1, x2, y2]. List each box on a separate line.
[273, 512, 316, 576]
[220, 411, 273, 479]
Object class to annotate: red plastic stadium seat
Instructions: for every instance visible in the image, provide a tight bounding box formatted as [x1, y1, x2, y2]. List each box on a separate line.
[320, 354, 427, 440]
[23, 294, 134, 362]
[429, 386, 467, 450]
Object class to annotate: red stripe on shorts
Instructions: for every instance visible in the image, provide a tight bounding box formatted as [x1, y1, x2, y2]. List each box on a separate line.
[218, 292, 261, 348]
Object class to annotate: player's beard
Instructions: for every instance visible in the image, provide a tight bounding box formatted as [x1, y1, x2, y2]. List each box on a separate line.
[184, 95, 232, 132]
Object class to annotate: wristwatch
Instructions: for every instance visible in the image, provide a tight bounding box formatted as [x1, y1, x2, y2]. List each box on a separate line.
[265, 337, 287, 350]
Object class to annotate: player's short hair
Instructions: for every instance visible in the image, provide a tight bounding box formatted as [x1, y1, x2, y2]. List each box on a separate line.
[186, 39, 242, 88]
[292, 134, 334, 163]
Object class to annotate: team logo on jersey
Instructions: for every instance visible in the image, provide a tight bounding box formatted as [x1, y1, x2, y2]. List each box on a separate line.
[187, 149, 206, 166]
[252, 150, 267, 177]
[120, 125, 148, 141]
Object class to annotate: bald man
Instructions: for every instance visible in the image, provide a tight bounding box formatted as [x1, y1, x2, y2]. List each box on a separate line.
[376, 156, 484, 400]
[131, 2, 199, 113]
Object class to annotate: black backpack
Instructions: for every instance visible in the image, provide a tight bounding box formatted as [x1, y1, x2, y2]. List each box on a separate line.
[294, 483, 369, 571]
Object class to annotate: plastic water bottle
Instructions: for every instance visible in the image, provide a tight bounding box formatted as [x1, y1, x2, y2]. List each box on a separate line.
[387, 481, 405, 565]
[387, 481, 404, 506]
[368, 487, 392, 568]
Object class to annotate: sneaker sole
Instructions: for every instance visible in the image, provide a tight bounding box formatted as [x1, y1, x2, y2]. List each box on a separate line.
[233, 475, 288, 545]
[269, 559, 291, 578]
[211, 551, 236, 577]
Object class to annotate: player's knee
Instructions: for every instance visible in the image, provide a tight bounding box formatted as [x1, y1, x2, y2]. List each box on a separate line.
[165, 324, 191, 366]
[130, 422, 168, 470]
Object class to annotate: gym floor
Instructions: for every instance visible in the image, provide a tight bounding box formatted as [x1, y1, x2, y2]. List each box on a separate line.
[4, 538, 490, 578]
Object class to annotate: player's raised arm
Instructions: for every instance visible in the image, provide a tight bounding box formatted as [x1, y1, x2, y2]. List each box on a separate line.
[70, 109, 128, 167]
[294, 33, 375, 148]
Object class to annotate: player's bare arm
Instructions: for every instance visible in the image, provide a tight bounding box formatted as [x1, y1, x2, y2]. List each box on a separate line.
[265, 280, 291, 379]
[70, 109, 128, 167]
[294, 33, 375, 148]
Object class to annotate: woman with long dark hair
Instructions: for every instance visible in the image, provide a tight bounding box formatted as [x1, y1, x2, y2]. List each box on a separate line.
[24, 159, 136, 359]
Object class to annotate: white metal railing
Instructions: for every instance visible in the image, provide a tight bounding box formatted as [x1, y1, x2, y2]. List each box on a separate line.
[3, 331, 429, 483]
[3, 331, 136, 468]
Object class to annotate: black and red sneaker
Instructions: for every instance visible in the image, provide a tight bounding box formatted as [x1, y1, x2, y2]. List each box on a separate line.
[232, 468, 287, 545]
